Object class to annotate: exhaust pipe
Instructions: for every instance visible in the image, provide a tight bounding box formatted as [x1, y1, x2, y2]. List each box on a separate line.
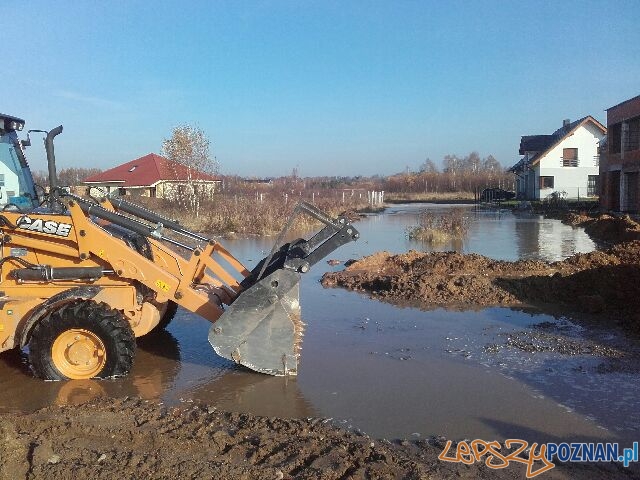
[45, 125, 63, 211]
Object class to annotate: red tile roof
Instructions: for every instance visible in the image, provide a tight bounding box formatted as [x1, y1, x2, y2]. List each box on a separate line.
[84, 153, 219, 187]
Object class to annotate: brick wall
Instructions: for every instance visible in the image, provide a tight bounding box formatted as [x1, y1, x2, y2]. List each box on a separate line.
[607, 96, 640, 125]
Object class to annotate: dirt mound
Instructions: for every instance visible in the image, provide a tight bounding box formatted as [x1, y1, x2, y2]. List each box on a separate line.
[0, 398, 528, 479]
[2, 398, 636, 479]
[563, 213, 640, 245]
[322, 242, 640, 331]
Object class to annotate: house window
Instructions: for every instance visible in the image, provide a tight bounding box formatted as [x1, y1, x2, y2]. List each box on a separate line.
[625, 116, 640, 152]
[610, 123, 622, 154]
[562, 148, 578, 167]
[587, 175, 598, 197]
[540, 176, 554, 189]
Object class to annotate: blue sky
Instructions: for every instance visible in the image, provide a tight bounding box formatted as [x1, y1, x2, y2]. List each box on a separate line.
[4, 1, 639, 177]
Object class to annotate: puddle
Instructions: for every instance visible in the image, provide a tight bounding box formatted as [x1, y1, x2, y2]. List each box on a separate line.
[2, 205, 638, 445]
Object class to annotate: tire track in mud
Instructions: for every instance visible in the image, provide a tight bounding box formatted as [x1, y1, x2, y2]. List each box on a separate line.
[1, 397, 639, 478]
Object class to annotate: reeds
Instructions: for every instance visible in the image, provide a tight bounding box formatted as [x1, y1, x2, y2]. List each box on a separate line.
[136, 193, 371, 236]
[406, 208, 470, 244]
[385, 191, 475, 202]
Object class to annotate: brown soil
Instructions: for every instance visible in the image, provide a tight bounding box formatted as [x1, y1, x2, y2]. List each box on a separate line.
[562, 213, 640, 245]
[2, 398, 636, 480]
[322, 216, 640, 333]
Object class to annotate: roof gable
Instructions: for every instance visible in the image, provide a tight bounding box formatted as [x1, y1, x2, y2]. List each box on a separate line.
[84, 153, 219, 187]
[519, 135, 555, 155]
[518, 116, 606, 167]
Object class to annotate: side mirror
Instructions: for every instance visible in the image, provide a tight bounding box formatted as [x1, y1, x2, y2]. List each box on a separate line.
[21, 129, 48, 148]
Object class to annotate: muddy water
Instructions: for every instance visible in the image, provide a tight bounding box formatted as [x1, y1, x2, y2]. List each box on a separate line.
[2, 205, 638, 444]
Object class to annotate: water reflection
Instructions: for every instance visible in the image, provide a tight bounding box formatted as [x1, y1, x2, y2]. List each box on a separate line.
[513, 213, 595, 261]
[0, 328, 313, 419]
[0, 330, 183, 412]
[384, 204, 595, 262]
[184, 371, 316, 419]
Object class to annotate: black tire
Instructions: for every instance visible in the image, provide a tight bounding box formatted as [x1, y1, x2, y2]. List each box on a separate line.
[29, 301, 135, 380]
[155, 300, 178, 331]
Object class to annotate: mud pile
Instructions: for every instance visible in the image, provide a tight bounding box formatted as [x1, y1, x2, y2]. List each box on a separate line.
[322, 241, 640, 332]
[563, 213, 640, 245]
[2, 398, 636, 479]
[0, 399, 515, 479]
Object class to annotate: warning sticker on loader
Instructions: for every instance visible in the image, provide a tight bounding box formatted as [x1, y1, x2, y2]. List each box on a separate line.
[155, 280, 171, 292]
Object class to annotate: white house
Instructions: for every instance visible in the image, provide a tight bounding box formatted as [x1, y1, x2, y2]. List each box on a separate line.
[510, 116, 606, 200]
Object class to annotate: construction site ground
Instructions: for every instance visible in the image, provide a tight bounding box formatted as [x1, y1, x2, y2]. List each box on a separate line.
[2, 212, 640, 479]
[2, 397, 638, 479]
[321, 214, 640, 334]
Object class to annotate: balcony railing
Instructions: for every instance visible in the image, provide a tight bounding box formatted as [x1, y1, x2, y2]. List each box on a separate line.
[561, 157, 578, 167]
[593, 155, 599, 167]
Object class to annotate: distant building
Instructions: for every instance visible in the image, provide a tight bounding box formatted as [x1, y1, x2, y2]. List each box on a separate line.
[84, 153, 221, 199]
[242, 178, 273, 186]
[509, 117, 606, 200]
[600, 95, 640, 213]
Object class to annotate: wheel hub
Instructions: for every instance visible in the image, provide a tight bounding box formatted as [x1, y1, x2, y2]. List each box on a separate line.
[52, 329, 107, 379]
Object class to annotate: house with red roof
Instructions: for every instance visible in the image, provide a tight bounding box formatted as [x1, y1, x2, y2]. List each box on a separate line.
[83, 153, 221, 199]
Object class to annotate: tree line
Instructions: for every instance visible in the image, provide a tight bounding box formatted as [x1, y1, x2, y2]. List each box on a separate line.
[384, 152, 514, 193]
[32, 168, 103, 188]
[29, 123, 515, 199]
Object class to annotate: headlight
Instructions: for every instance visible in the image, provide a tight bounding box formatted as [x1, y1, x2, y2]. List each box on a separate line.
[4, 120, 24, 131]
[8, 120, 24, 131]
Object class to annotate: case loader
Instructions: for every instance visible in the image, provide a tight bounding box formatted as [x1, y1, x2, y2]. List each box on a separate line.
[0, 114, 359, 380]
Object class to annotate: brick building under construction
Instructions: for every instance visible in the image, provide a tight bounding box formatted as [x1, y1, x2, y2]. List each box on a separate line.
[600, 95, 640, 212]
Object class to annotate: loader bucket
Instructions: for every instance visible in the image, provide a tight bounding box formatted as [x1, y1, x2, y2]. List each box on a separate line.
[209, 269, 303, 375]
[209, 202, 359, 376]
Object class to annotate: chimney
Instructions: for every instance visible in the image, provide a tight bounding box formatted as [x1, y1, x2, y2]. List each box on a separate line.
[563, 119, 571, 128]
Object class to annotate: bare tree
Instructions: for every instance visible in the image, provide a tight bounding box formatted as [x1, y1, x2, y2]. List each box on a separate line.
[464, 151, 481, 174]
[443, 154, 461, 190]
[161, 125, 217, 218]
[32, 170, 48, 187]
[420, 157, 438, 173]
[57, 167, 103, 187]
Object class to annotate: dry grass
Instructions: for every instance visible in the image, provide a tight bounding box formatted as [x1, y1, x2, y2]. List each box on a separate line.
[135, 193, 372, 236]
[406, 208, 470, 244]
[385, 191, 475, 202]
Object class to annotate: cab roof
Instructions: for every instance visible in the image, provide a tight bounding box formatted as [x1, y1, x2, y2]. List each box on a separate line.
[0, 113, 25, 131]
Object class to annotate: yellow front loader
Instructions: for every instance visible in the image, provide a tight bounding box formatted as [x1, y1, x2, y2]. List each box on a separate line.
[0, 114, 359, 380]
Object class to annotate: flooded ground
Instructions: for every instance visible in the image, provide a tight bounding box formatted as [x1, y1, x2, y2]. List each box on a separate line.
[2, 204, 638, 446]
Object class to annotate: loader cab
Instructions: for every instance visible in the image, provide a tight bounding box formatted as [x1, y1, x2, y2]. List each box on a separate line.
[0, 114, 39, 211]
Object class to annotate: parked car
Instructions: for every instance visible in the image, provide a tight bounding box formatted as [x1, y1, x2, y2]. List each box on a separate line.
[480, 188, 516, 202]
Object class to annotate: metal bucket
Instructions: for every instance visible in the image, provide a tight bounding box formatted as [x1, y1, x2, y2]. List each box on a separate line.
[208, 269, 303, 376]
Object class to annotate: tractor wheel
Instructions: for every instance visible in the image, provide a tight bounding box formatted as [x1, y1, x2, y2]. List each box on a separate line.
[155, 300, 178, 331]
[29, 301, 135, 380]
